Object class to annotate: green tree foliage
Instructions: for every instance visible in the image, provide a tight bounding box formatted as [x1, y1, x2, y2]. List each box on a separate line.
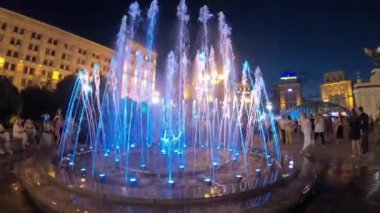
[0, 77, 21, 126]
[21, 87, 56, 120]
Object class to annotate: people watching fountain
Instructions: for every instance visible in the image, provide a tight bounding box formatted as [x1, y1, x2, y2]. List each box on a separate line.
[12, 117, 28, 149]
[314, 114, 325, 146]
[41, 120, 54, 147]
[358, 106, 369, 156]
[285, 116, 296, 145]
[300, 114, 312, 155]
[278, 115, 287, 145]
[24, 119, 37, 145]
[349, 109, 361, 158]
[53, 109, 64, 145]
[0, 123, 12, 154]
[336, 115, 344, 144]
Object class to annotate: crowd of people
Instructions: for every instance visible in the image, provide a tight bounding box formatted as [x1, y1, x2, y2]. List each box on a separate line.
[0, 109, 64, 155]
[281, 106, 375, 157]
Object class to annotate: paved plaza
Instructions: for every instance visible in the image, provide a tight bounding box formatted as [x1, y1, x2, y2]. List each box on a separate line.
[0, 131, 380, 212]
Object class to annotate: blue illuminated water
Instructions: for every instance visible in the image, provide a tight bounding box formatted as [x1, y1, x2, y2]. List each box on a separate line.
[58, 0, 281, 188]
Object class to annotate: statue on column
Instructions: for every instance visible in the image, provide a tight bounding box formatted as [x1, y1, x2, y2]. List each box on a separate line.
[364, 47, 380, 68]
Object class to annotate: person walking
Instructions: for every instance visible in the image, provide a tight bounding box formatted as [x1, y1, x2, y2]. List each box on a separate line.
[301, 114, 312, 155]
[314, 114, 325, 146]
[358, 106, 369, 156]
[349, 109, 361, 157]
[336, 115, 344, 144]
[278, 115, 287, 145]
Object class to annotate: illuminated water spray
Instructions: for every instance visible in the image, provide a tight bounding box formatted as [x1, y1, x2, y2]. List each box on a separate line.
[58, 0, 281, 189]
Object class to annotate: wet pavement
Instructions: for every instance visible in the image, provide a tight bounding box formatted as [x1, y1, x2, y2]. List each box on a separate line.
[1, 132, 380, 212]
[0, 150, 41, 213]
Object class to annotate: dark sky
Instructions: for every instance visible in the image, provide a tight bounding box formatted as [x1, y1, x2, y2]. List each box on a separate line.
[1, 0, 379, 98]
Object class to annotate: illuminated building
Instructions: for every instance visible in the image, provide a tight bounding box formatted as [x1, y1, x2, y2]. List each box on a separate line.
[276, 71, 302, 111]
[354, 68, 380, 119]
[320, 71, 354, 110]
[0, 7, 156, 99]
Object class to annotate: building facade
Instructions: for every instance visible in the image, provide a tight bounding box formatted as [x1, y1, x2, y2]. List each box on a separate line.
[0, 7, 156, 101]
[276, 72, 302, 111]
[320, 71, 354, 110]
[354, 68, 380, 119]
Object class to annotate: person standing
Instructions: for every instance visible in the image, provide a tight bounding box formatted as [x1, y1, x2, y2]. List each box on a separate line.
[285, 116, 296, 145]
[13, 118, 28, 149]
[358, 106, 369, 156]
[336, 115, 344, 144]
[301, 114, 312, 155]
[24, 119, 37, 144]
[349, 109, 361, 157]
[53, 109, 63, 145]
[314, 114, 325, 146]
[0, 123, 12, 154]
[278, 115, 287, 145]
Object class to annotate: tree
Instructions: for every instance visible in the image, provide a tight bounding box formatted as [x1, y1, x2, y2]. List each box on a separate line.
[55, 75, 107, 116]
[21, 87, 56, 121]
[0, 77, 21, 126]
[55, 75, 77, 115]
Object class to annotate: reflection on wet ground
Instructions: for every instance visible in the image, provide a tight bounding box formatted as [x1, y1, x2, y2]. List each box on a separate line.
[290, 145, 380, 213]
[0, 150, 41, 213]
[1, 141, 380, 212]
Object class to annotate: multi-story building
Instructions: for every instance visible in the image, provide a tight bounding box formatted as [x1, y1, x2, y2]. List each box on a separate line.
[0, 7, 156, 101]
[276, 71, 302, 111]
[321, 71, 354, 110]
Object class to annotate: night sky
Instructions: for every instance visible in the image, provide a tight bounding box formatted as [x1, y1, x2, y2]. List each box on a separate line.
[1, 0, 379, 98]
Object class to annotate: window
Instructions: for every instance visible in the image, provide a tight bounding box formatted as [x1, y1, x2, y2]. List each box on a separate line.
[78, 48, 87, 55]
[28, 43, 39, 52]
[48, 38, 58, 45]
[10, 38, 21, 46]
[43, 59, 54, 67]
[6, 50, 19, 58]
[23, 66, 35, 75]
[36, 34, 41, 40]
[0, 22, 6, 30]
[4, 62, 16, 71]
[62, 53, 71, 60]
[25, 55, 37, 62]
[53, 40, 58, 45]
[47, 72, 52, 78]
[31, 32, 36, 39]
[59, 64, 69, 70]
[45, 48, 55, 56]
[13, 26, 24, 35]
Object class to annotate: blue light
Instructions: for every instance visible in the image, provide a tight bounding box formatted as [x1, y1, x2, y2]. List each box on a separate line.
[130, 144, 136, 148]
[130, 177, 137, 182]
[212, 161, 218, 166]
[179, 164, 185, 169]
[140, 164, 146, 168]
[99, 173, 106, 182]
[69, 161, 74, 166]
[168, 179, 175, 184]
[104, 153, 109, 157]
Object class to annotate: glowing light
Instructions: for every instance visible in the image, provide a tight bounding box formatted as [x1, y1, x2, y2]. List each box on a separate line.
[52, 71, 60, 80]
[0, 56, 5, 68]
[266, 103, 273, 111]
[287, 88, 293, 92]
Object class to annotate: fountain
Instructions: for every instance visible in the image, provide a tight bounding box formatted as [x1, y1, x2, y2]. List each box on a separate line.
[19, 1, 299, 212]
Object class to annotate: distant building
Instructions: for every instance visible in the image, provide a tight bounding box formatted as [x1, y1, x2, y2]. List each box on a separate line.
[0, 7, 156, 101]
[354, 68, 380, 119]
[276, 71, 302, 111]
[320, 71, 354, 110]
